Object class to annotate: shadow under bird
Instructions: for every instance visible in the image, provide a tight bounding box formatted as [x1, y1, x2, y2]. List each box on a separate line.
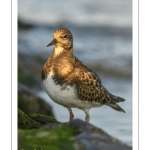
[41, 28, 125, 123]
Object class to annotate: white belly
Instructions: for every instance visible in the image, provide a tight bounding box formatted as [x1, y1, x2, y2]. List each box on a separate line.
[43, 75, 102, 109]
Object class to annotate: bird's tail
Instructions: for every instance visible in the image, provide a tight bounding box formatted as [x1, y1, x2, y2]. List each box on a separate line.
[106, 94, 125, 113]
[106, 102, 125, 113]
[109, 93, 125, 103]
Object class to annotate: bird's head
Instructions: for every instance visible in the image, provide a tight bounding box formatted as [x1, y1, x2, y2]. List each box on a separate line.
[47, 28, 73, 50]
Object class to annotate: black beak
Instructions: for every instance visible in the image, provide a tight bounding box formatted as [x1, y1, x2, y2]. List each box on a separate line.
[47, 38, 57, 47]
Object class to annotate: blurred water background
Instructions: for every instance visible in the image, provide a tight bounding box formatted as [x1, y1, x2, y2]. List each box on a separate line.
[18, 0, 132, 146]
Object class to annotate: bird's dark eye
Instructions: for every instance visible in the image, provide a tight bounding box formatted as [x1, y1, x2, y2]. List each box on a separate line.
[63, 35, 67, 38]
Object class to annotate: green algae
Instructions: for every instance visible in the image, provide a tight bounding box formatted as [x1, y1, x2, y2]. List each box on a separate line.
[18, 109, 81, 149]
[18, 124, 81, 150]
[29, 114, 58, 123]
[18, 109, 41, 129]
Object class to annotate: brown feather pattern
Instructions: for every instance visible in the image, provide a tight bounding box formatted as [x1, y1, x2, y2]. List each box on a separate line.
[42, 49, 112, 104]
[42, 28, 125, 111]
[75, 68, 111, 104]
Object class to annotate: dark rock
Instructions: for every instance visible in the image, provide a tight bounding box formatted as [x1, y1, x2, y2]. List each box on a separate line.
[18, 109, 132, 150]
[18, 53, 44, 90]
[18, 19, 34, 30]
[29, 114, 59, 126]
[69, 119, 132, 150]
[18, 66, 39, 90]
[18, 83, 54, 117]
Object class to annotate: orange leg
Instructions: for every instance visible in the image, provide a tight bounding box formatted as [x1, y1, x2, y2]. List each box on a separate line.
[67, 108, 74, 121]
[84, 109, 90, 123]
[70, 111, 74, 121]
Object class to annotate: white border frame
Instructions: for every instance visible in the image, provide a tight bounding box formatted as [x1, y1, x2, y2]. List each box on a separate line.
[8, 0, 142, 149]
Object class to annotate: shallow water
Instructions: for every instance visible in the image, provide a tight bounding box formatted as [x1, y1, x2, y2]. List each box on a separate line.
[18, 0, 131, 27]
[18, 0, 132, 146]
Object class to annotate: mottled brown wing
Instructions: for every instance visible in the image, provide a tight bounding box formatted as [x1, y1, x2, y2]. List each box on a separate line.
[75, 70, 111, 104]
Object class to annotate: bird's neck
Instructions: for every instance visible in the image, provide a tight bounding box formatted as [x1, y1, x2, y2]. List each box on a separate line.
[53, 44, 73, 57]
[53, 44, 64, 56]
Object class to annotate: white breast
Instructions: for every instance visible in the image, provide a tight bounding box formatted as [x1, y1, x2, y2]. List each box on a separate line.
[42, 73, 102, 109]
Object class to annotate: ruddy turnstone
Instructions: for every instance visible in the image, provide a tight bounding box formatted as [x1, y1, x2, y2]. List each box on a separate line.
[41, 28, 125, 123]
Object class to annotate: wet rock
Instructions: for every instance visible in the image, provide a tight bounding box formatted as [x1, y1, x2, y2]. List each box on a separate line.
[18, 118, 81, 150]
[29, 114, 59, 126]
[18, 53, 44, 90]
[18, 19, 34, 30]
[18, 109, 132, 150]
[69, 119, 132, 150]
[18, 66, 39, 90]
[18, 83, 54, 117]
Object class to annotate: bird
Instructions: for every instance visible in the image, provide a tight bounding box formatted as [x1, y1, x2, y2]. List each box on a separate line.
[41, 28, 125, 123]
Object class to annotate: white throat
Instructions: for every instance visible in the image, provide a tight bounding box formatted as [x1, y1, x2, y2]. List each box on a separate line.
[54, 44, 64, 56]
